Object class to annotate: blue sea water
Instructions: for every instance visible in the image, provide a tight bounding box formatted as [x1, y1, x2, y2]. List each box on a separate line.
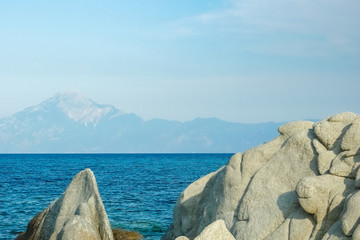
[0, 154, 232, 240]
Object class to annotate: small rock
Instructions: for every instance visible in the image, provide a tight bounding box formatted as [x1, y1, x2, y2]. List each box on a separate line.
[194, 220, 235, 240]
[314, 120, 347, 150]
[341, 118, 360, 151]
[175, 236, 190, 240]
[313, 138, 336, 174]
[112, 229, 143, 240]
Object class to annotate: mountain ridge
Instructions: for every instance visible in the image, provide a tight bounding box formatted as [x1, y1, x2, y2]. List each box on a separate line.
[0, 91, 285, 153]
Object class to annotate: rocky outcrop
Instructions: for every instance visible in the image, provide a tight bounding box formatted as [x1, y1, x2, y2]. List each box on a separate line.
[175, 220, 235, 240]
[16, 169, 142, 240]
[163, 112, 360, 240]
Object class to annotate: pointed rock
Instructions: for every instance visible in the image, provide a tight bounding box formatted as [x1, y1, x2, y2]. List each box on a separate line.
[16, 169, 114, 240]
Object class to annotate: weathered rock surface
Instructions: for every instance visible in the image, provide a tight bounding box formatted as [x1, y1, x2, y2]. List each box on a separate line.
[175, 220, 235, 240]
[163, 112, 360, 240]
[16, 169, 115, 240]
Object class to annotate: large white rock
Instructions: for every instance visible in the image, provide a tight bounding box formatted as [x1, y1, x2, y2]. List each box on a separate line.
[16, 169, 114, 240]
[163, 112, 360, 240]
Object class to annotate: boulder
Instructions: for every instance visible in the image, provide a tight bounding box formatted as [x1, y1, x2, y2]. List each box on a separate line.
[296, 174, 355, 239]
[16, 169, 114, 240]
[341, 118, 360, 151]
[175, 237, 190, 240]
[163, 112, 360, 240]
[175, 220, 235, 240]
[313, 138, 336, 174]
[112, 229, 143, 240]
[341, 190, 360, 237]
[313, 113, 354, 150]
[193, 219, 235, 240]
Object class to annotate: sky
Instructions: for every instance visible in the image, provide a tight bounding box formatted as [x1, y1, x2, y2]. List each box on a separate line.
[0, 0, 359, 123]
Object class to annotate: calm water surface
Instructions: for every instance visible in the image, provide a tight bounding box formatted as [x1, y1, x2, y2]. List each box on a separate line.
[0, 154, 232, 240]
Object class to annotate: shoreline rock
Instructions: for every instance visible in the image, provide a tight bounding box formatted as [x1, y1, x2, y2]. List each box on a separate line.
[16, 169, 143, 240]
[163, 112, 360, 240]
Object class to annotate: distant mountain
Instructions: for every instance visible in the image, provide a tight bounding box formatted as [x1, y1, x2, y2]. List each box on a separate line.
[0, 91, 285, 153]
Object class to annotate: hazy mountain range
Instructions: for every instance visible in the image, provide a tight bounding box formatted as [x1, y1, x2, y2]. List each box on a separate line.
[0, 91, 285, 153]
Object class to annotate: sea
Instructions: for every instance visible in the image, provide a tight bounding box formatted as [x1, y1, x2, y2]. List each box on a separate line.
[0, 153, 233, 240]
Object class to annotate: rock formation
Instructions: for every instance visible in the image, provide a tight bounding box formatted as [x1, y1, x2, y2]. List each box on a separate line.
[175, 220, 235, 240]
[163, 112, 360, 240]
[16, 169, 142, 240]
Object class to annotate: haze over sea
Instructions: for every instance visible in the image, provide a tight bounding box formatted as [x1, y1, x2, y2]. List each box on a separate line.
[0, 153, 232, 240]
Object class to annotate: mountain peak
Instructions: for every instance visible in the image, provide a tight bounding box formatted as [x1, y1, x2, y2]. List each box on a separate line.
[54, 89, 87, 101]
[43, 90, 123, 126]
[52, 90, 95, 110]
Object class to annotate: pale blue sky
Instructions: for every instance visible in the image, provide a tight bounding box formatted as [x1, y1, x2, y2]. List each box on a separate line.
[0, 0, 359, 123]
